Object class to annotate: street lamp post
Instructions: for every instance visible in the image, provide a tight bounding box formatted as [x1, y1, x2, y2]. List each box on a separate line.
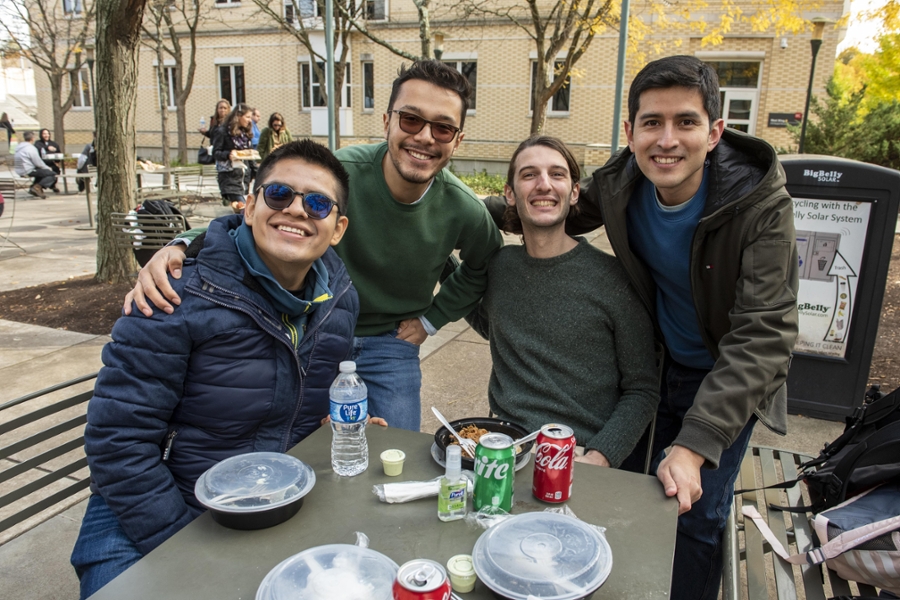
[799, 18, 828, 154]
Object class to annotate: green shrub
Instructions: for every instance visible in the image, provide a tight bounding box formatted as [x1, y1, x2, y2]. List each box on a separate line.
[455, 169, 506, 195]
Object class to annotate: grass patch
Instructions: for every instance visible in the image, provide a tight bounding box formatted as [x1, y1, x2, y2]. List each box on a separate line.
[455, 169, 506, 195]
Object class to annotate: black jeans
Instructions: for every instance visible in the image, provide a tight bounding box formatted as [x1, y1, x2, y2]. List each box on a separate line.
[621, 357, 757, 600]
[29, 168, 57, 189]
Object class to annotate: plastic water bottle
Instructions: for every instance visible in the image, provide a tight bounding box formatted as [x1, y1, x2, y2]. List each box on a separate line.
[330, 361, 368, 476]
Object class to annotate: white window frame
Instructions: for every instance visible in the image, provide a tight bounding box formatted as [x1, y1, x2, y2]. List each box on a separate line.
[284, 0, 320, 23]
[442, 56, 477, 113]
[299, 60, 351, 110]
[365, 0, 387, 21]
[158, 65, 177, 110]
[700, 57, 763, 136]
[530, 59, 570, 116]
[63, 0, 83, 15]
[362, 60, 375, 112]
[70, 67, 91, 109]
[214, 0, 241, 6]
[216, 62, 245, 106]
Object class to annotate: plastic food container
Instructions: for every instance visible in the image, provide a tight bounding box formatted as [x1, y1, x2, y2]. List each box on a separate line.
[256, 544, 399, 600]
[434, 417, 534, 471]
[472, 512, 613, 600]
[194, 452, 315, 530]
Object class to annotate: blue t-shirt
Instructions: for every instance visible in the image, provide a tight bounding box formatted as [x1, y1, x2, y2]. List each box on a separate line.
[251, 121, 261, 147]
[626, 171, 715, 370]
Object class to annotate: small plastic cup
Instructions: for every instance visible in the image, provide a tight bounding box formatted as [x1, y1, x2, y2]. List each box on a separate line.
[380, 449, 405, 476]
[447, 554, 477, 593]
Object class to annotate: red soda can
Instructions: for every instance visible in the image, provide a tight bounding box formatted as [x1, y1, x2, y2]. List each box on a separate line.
[393, 559, 453, 600]
[532, 423, 576, 503]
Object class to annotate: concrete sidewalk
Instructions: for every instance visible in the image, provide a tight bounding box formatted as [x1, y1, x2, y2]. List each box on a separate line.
[0, 191, 845, 599]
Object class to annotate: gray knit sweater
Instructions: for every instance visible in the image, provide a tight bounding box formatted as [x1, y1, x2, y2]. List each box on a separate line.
[467, 237, 659, 467]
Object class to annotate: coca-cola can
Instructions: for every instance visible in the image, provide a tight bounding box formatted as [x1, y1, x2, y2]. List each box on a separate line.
[532, 423, 576, 503]
[393, 559, 453, 600]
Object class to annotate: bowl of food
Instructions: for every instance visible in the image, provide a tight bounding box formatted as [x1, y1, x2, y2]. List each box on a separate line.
[472, 511, 612, 599]
[433, 417, 533, 471]
[195, 452, 315, 530]
[256, 543, 399, 600]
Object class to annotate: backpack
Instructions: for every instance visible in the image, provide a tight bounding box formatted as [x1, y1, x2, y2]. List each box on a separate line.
[739, 385, 900, 514]
[800, 385, 900, 512]
[743, 482, 900, 595]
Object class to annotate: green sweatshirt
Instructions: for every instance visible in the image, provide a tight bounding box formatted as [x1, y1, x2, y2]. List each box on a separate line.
[180, 143, 502, 337]
[335, 142, 502, 336]
[467, 238, 659, 467]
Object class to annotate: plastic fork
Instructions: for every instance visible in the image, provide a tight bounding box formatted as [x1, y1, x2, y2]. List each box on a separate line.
[431, 406, 477, 458]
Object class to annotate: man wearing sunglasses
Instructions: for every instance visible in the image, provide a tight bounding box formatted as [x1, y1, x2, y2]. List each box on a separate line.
[71, 140, 363, 598]
[124, 60, 502, 433]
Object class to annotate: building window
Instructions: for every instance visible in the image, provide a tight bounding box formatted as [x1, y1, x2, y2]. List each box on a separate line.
[70, 68, 91, 107]
[63, 0, 83, 15]
[218, 64, 245, 106]
[158, 66, 177, 110]
[299, 62, 350, 109]
[706, 61, 760, 134]
[531, 61, 570, 114]
[366, 0, 385, 20]
[362, 61, 374, 110]
[285, 0, 318, 23]
[215, 0, 241, 5]
[444, 60, 476, 111]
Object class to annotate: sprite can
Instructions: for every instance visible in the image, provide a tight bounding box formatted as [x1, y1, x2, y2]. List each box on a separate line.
[473, 432, 516, 512]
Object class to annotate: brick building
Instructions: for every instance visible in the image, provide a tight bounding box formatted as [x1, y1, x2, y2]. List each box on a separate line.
[35, 0, 847, 172]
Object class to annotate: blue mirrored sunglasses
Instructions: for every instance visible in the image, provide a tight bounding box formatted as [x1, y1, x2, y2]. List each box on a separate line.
[257, 183, 338, 219]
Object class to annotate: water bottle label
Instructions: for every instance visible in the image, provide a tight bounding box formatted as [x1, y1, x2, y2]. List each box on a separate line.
[330, 399, 368, 423]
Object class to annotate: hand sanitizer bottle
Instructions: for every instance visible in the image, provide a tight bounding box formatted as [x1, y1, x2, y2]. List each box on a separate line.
[438, 445, 467, 521]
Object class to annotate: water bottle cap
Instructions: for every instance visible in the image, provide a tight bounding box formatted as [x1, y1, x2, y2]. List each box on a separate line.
[445, 444, 462, 478]
[339, 361, 357, 373]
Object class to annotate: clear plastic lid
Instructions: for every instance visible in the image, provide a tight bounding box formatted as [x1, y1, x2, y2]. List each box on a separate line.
[256, 544, 399, 600]
[472, 512, 612, 599]
[194, 452, 315, 513]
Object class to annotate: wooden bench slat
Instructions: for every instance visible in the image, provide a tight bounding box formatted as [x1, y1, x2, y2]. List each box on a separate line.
[759, 449, 799, 600]
[779, 450, 828, 600]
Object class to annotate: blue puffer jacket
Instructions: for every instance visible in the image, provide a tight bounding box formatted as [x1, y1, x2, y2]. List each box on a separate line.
[85, 215, 358, 555]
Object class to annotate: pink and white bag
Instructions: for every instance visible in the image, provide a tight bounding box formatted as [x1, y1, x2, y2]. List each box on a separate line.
[743, 481, 900, 594]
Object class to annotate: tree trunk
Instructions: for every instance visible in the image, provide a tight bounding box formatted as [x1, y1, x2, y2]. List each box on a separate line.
[49, 75, 68, 151]
[176, 97, 188, 165]
[530, 61, 550, 135]
[154, 46, 171, 183]
[95, 0, 149, 284]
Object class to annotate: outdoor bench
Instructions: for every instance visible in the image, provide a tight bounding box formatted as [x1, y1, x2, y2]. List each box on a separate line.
[0, 374, 96, 545]
[723, 444, 883, 600]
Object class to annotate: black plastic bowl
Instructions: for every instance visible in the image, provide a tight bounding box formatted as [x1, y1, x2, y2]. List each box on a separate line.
[207, 496, 305, 530]
[434, 417, 532, 471]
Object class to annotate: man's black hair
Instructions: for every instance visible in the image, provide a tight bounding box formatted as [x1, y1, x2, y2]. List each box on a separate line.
[253, 139, 351, 214]
[387, 60, 471, 131]
[628, 56, 721, 127]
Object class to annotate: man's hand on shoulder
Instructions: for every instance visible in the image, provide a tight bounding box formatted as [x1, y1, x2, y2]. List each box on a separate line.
[575, 450, 610, 467]
[123, 245, 188, 317]
[396, 318, 427, 345]
[657, 445, 705, 515]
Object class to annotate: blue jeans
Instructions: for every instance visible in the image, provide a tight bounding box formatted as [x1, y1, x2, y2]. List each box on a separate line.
[350, 331, 422, 431]
[71, 495, 144, 600]
[621, 359, 756, 600]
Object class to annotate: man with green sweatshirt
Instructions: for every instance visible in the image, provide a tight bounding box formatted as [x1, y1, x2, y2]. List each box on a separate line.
[467, 136, 658, 467]
[124, 60, 502, 432]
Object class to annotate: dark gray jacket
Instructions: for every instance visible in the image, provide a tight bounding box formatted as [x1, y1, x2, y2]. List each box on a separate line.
[485, 129, 799, 467]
